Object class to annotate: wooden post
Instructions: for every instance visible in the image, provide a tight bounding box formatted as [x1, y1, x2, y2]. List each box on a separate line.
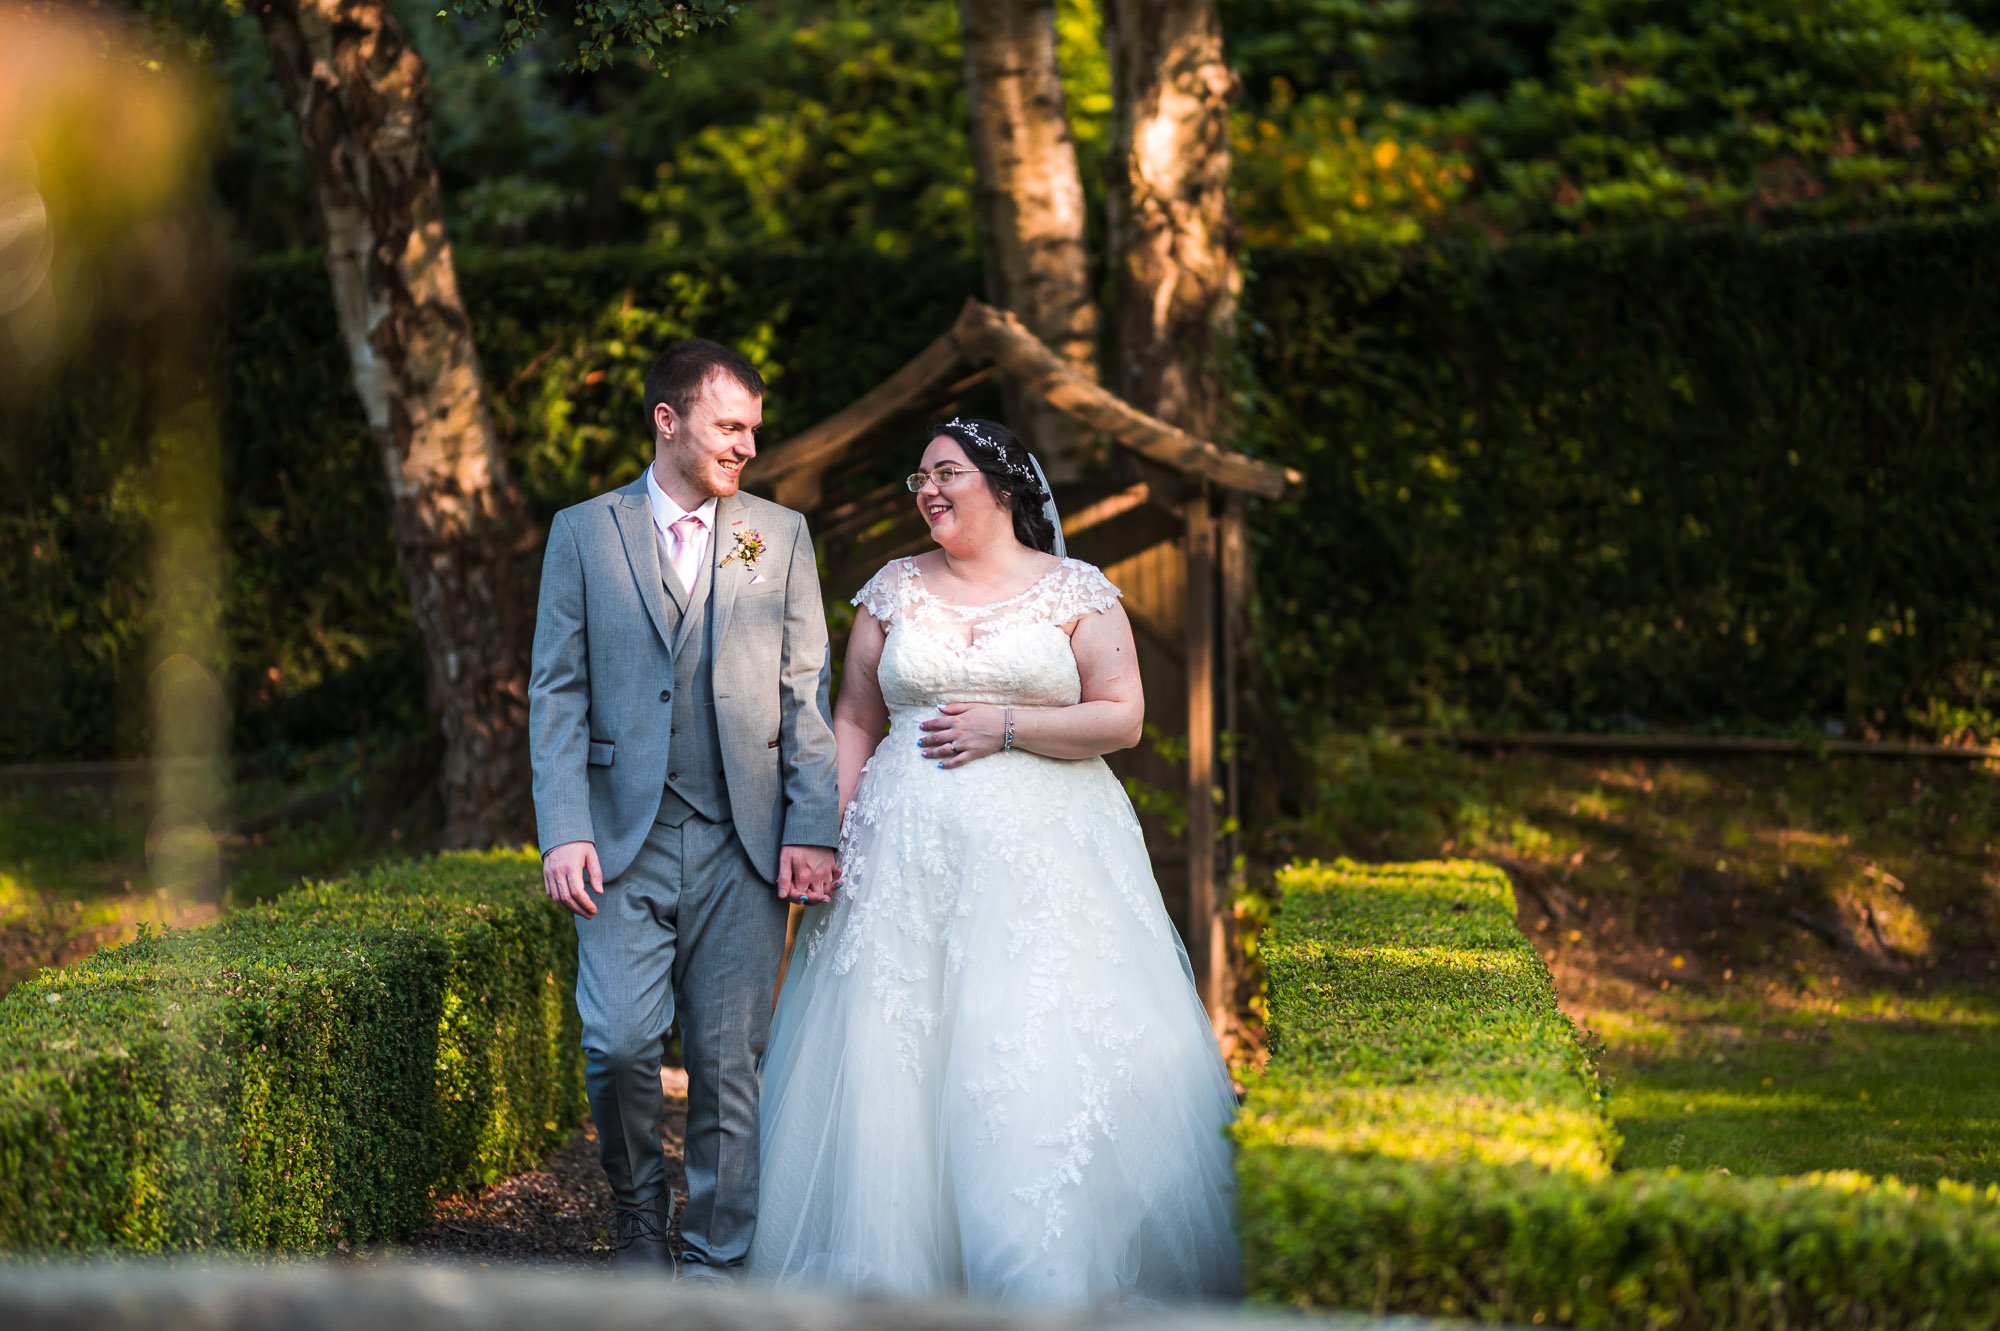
[1183, 486, 1223, 1032]
[1218, 493, 1248, 1024]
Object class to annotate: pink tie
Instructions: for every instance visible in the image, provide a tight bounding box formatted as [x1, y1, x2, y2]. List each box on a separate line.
[667, 513, 704, 590]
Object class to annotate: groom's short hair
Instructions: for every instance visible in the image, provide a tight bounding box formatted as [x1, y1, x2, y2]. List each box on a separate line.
[645, 339, 766, 426]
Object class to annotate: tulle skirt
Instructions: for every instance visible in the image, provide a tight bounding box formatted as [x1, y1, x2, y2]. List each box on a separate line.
[749, 727, 1241, 1306]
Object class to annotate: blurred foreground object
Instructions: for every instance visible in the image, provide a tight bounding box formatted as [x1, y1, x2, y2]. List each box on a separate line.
[0, 1262, 1400, 1330]
[0, 3, 205, 397]
[0, 3, 224, 910]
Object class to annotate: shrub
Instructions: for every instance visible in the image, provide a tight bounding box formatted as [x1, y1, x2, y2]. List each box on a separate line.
[13, 212, 2000, 762]
[1239, 1152, 2000, 1328]
[1, 244, 980, 762]
[1249, 210, 2000, 741]
[0, 849, 580, 1251]
[1236, 859, 2000, 1327]
[1246, 860, 1616, 1178]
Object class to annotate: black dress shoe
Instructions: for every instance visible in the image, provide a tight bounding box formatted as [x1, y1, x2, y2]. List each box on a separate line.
[673, 1254, 736, 1285]
[611, 1196, 673, 1274]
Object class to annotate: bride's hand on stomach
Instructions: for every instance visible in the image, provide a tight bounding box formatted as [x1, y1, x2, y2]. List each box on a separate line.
[919, 602, 1148, 767]
[919, 703, 1004, 767]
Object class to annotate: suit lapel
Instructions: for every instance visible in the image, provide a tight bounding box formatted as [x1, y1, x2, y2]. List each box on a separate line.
[612, 480, 677, 655]
[708, 492, 749, 655]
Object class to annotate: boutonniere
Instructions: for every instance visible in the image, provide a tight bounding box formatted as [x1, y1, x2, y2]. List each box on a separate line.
[720, 527, 766, 572]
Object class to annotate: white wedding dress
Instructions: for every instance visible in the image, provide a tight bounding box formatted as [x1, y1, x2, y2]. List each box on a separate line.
[749, 557, 1241, 1306]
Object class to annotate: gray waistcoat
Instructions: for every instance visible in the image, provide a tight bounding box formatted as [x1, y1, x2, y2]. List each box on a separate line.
[655, 527, 731, 827]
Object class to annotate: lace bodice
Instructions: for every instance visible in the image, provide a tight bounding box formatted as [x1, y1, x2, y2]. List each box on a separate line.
[852, 556, 1122, 715]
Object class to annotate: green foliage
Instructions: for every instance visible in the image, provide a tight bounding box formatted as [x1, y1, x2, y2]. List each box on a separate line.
[0, 244, 976, 762]
[446, 0, 740, 72]
[620, 0, 974, 256]
[1229, 0, 2000, 244]
[0, 740, 454, 995]
[1248, 210, 2000, 741]
[0, 849, 580, 1251]
[171, 0, 2000, 252]
[192, 0, 1107, 256]
[15, 215, 2000, 763]
[1277, 737, 2000, 983]
[1237, 857, 2000, 1325]
[1239, 1151, 2000, 1325]
[1608, 994, 2000, 1186]
[464, 245, 979, 499]
[1234, 86, 1476, 245]
[1242, 859, 1618, 1180]
[197, 1, 671, 251]
[1273, 733, 2000, 1187]
[618, 0, 1109, 257]
[1469, 0, 2000, 232]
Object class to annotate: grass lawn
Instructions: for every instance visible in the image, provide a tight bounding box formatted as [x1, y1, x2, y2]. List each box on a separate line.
[0, 739, 442, 992]
[0, 783, 202, 992]
[1599, 991, 2000, 1185]
[1268, 734, 2000, 1188]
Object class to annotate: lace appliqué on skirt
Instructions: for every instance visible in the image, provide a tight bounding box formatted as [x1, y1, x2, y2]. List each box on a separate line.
[752, 555, 1241, 1305]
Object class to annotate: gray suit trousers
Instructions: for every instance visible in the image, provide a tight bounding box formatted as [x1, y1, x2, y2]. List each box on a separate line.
[574, 808, 789, 1270]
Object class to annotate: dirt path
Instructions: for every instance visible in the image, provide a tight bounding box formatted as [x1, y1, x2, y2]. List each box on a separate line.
[409, 1069, 689, 1265]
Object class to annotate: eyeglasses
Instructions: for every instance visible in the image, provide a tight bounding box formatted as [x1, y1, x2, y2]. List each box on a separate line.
[905, 465, 977, 493]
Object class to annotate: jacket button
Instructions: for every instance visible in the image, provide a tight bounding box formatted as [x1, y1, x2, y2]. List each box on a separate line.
[659, 689, 671, 702]
[668, 772, 680, 782]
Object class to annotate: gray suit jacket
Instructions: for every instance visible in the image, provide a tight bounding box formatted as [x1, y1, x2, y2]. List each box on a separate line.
[528, 476, 840, 884]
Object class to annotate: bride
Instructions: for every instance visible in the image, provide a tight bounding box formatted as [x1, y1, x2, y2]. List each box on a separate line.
[749, 418, 1241, 1304]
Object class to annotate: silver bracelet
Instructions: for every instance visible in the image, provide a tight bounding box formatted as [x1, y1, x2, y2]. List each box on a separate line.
[1002, 707, 1016, 752]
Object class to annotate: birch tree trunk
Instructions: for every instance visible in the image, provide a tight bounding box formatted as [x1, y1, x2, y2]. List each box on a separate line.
[957, 0, 1100, 478]
[1102, 0, 1239, 438]
[1105, 0, 1285, 1037]
[255, 0, 538, 847]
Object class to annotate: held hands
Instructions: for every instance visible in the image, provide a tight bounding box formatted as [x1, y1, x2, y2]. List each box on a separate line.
[777, 844, 838, 906]
[918, 702, 1006, 769]
[543, 841, 604, 918]
[544, 841, 837, 913]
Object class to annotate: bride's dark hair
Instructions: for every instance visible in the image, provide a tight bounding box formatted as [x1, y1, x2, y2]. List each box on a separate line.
[929, 417, 1057, 554]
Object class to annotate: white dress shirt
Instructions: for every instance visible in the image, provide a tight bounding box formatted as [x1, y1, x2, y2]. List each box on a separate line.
[645, 461, 718, 586]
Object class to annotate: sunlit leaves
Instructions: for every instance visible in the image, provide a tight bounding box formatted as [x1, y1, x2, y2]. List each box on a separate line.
[1227, 0, 2000, 240]
[444, 0, 741, 72]
[620, 1, 981, 255]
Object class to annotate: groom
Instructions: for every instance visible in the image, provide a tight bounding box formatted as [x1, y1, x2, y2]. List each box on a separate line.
[528, 338, 840, 1278]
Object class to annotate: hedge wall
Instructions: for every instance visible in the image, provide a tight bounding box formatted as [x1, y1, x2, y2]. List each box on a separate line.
[1235, 860, 2000, 1327]
[0, 849, 580, 1251]
[10, 212, 2000, 761]
[1, 247, 980, 761]
[1249, 211, 2000, 740]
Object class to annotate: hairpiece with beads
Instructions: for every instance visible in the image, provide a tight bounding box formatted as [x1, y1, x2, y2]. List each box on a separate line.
[938, 417, 1065, 558]
[942, 417, 1040, 491]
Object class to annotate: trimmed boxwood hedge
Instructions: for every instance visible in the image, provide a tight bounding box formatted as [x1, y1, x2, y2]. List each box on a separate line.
[0, 849, 580, 1251]
[1248, 212, 2000, 740]
[1235, 859, 2000, 1328]
[1241, 860, 1617, 1181]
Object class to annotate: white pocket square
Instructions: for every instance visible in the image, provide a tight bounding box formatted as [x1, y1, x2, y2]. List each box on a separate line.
[749, 573, 769, 585]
